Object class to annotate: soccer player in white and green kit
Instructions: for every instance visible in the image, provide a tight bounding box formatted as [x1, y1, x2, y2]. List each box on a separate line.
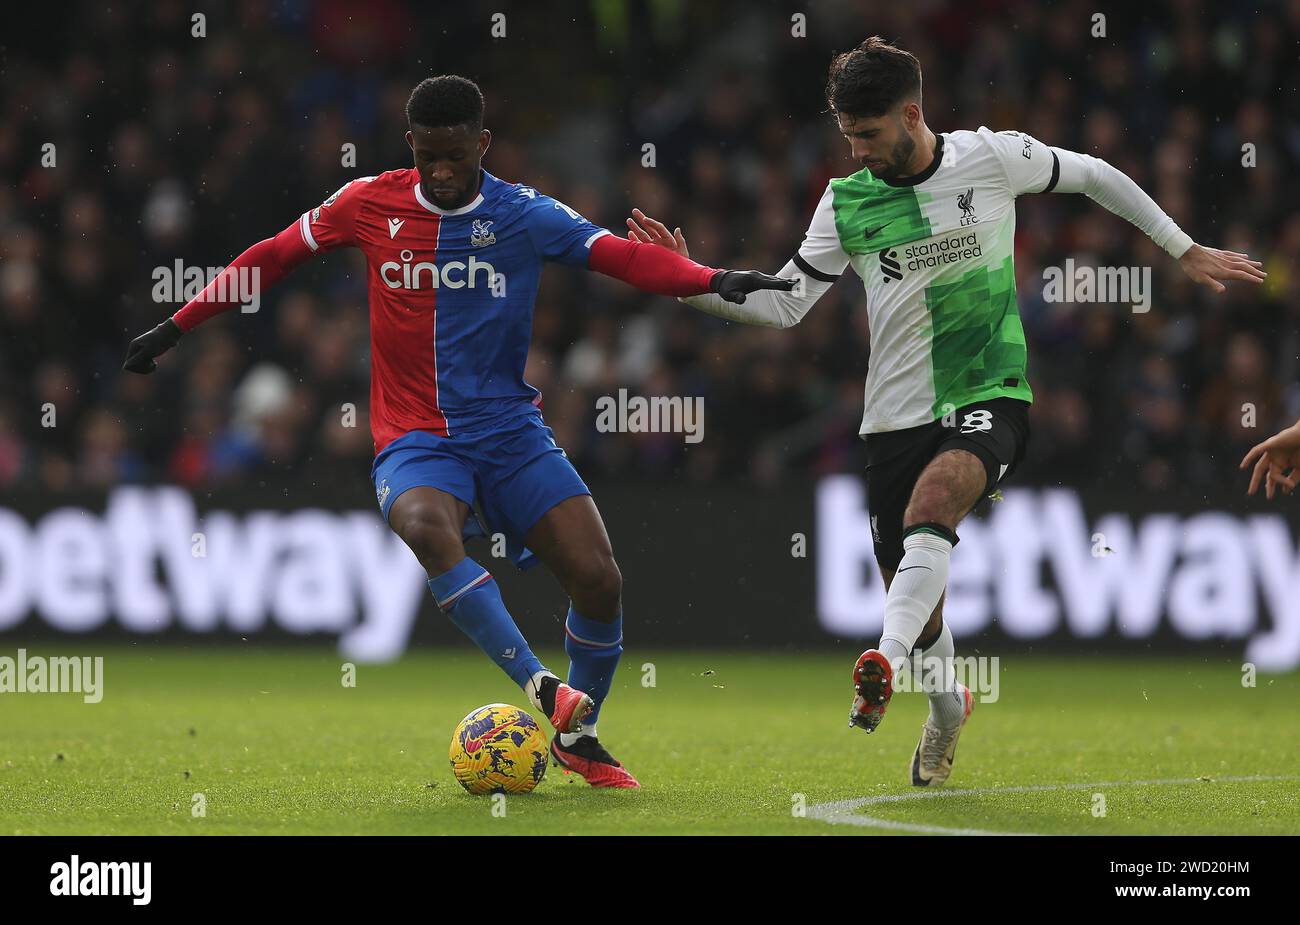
[625, 36, 1265, 787]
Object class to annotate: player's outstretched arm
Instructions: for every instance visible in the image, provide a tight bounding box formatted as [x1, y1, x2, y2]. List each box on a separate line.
[123, 175, 373, 374]
[586, 228, 795, 304]
[1039, 140, 1266, 293]
[1240, 420, 1300, 499]
[624, 207, 842, 328]
[122, 220, 316, 374]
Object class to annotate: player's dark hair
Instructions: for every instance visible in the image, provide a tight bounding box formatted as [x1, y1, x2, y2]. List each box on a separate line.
[826, 36, 922, 117]
[406, 75, 485, 131]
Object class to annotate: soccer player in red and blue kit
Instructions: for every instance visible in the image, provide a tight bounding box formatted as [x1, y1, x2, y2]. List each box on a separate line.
[123, 75, 793, 788]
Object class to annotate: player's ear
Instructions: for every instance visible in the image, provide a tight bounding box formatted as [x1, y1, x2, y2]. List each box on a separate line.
[405, 130, 414, 152]
[902, 100, 922, 131]
[479, 128, 491, 157]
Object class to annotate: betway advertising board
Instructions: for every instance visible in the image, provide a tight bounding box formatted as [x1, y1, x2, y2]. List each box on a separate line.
[0, 480, 1296, 670]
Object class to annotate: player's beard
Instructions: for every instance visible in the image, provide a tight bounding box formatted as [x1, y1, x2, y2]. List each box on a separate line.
[426, 171, 480, 210]
[429, 182, 470, 209]
[866, 131, 918, 180]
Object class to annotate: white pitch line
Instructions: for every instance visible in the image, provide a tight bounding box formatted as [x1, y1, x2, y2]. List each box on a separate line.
[805, 774, 1300, 835]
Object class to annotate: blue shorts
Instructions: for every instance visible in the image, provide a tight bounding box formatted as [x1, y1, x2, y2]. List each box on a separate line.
[370, 411, 590, 571]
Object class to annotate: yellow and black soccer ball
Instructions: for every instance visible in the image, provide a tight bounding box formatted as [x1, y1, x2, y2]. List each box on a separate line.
[449, 703, 549, 795]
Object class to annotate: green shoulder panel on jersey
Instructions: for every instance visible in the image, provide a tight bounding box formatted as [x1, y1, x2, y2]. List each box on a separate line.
[829, 168, 933, 253]
[925, 254, 1033, 414]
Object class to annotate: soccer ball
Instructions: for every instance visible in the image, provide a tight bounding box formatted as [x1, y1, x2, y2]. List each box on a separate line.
[448, 703, 549, 795]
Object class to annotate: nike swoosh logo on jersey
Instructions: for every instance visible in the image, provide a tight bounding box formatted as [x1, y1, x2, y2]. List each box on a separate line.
[863, 222, 892, 239]
[388, 218, 405, 238]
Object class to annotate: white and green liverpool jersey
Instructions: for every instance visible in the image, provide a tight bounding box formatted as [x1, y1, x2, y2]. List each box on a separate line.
[795, 127, 1059, 434]
[682, 125, 1192, 435]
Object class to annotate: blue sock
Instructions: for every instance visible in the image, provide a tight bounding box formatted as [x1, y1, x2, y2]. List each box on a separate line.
[429, 558, 543, 689]
[564, 606, 623, 725]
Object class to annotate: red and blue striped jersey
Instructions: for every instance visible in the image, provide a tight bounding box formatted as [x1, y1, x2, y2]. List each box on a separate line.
[300, 167, 610, 452]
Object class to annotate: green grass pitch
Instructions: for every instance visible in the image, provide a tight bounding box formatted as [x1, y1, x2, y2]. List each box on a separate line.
[1, 646, 1296, 835]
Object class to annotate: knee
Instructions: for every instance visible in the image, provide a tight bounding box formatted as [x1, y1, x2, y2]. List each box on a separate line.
[903, 488, 948, 528]
[904, 476, 966, 529]
[567, 553, 623, 617]
[396, 508, 464, 574]
[905, 450, 985, 527]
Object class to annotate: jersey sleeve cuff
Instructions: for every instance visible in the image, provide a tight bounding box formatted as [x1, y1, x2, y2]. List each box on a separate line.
[1164, 230, 1194, 260]
[299, 212, 319, 252]
[792, 253, 839, 283]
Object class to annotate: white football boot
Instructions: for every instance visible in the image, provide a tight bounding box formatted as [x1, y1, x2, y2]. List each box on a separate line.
[909, 683, 974, 787]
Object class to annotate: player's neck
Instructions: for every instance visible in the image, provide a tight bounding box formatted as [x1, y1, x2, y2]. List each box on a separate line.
[903, 127, 938, 178]
[881, 127, 941, 188]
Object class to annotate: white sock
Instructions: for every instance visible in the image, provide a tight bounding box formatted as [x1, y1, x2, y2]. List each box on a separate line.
[915, 621, 966, 728]
[524, 670, 557, 712]
[559, 725, 596, 747]
[879, 530, 953, 670]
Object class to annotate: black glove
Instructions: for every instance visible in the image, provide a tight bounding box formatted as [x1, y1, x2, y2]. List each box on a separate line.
[711, 269, 798, 304]
[122, 318, 185, 374]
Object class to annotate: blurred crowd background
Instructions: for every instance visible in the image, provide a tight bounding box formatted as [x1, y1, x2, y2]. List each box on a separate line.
[3, 0, 1299, 496]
